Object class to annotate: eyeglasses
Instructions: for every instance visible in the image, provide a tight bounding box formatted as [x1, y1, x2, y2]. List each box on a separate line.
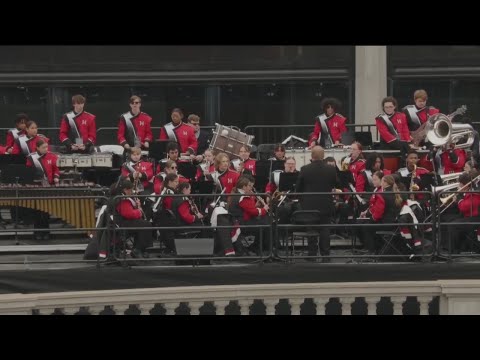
[171, 166, 177, 169]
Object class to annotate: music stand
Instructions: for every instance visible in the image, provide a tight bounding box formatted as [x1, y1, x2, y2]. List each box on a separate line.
[149, 140, 170, 161]
[0, 154, 26, 170]
[1, 164, 35, 185]
[254, 160, 272, 192]
[279, 172, 298, 192]
[177, 162, 197, 182]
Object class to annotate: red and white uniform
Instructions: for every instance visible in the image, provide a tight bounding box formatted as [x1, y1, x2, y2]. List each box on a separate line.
[440, 149, 467, 174]
[12, 134, 50, 156]
[26, 152, 59, 185]
[153, 172, 189, 195]
[458, 192, 480, 218]
[195, 162, 215, 182]
[214, 169, 240, 194]
[403, 105, 440, 131]
[5, 128, 26, 153]
[309, 113, 347, 145]
[355, 169, 391, 193]
[238, 190, 268, 221]
[243, 158, 256, 176]
[59, 111, 96, 146]
[348, 157, 366, 183]
[121, 160, 154, 189]
[116, 198, 143, 220]
[117, 111, 153, 147]
[159, 122, 198, 154]
[375, 112, 411, 143]
[175, 198, 197, 224]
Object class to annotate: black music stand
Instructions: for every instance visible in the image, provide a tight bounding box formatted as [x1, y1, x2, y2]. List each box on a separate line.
[254, 160, 272, 192]
[279, 172, 298, 192]
[0, 154, 26, 170]
[178, 162, 197, 182]
[149, 140, 170, 162]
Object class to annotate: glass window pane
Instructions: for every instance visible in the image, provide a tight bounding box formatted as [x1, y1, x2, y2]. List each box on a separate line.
[392, 80, 451, 113]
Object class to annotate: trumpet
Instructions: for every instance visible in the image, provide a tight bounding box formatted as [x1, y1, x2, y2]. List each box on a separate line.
[409, 164, 418, 200]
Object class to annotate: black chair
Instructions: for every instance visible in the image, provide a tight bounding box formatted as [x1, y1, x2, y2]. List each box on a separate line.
[376, 228, 414, 261]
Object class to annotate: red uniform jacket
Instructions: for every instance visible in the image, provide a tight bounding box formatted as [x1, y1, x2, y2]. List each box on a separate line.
[117, 112, 153, 146]
[116, 198, 143, 220]
[12, 135, 50, 155]
[26, 152, 59, 185]
[195, 163, 215, 182]
[239, 194, 267, 221]
[243, 158, 256, 176]
[216, 169, 240, 194]
[367, 187, 385, 222]
[59, 111, 96, 146]
[458, 193, 480, 218]
[440, 149, 467, 174]
[153, 173, 189, 195]
[5, 128, 26, 152]
[356, 169, 391, 193]
[159, 122, 198, 154]
[309, 113, 347, 145]
[176, 199, 196, 224]
[348, 157, 366, 183]
[403, 105, 440, 131]
[121, 161, 154, 189]
[396, 166, 430, 200]
[375, 112, 411, 143]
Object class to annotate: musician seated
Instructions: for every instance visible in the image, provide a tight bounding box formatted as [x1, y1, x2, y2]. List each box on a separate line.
[159, 108, 198, 155]
[213, 152, 240, 194]
[344, 141, 366, 183]
[5, 113, 28, 154]
[152, 173, 180, 254]
[396, 150, 430, 202]
[435, 143, 467, 175]
[59, 94, 96, 154]
[358, 175, 403, 255]
[12, 120, 49, 157]
[441, 172, 480, 254]
[172, 182, 204, 227]
[115, 179, 152, 258]
[356, 152, 392, 201]
[239, 145, 256, 175]
[228, 175, 270, 255]
[265, 156, 297, 198]
[121, 147, 154, 194]
[268, 144, 286, 161]
[25, 139, 59, 240]
[465, 160, 479, 173]
[153, 159, 189, 195]
[195, 149, 215, 182]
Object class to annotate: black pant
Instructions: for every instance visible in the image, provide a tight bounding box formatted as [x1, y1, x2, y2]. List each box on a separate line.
[120, 218, 153, 252]
[294, 212, 330, 256]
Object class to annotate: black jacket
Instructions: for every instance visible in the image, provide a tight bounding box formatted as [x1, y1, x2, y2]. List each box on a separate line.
[295, 159, 338, 216]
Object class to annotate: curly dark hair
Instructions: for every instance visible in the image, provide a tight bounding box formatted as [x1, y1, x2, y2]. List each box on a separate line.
[320, 97, 342, 113]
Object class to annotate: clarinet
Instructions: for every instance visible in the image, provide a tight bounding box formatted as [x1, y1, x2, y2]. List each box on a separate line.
[188, 196, 204, 225]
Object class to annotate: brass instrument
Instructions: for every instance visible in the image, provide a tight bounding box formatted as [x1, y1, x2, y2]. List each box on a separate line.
[438, 173, 480, 215]
[439, 172, 461, 185]
[409, 164, 418, 200]
[187, 197, 204, 225]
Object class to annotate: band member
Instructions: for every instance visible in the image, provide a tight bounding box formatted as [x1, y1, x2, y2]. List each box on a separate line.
[238, 145, 256, 175]
[268, 144, 287, 161]
[5, 113, 28, 154]
[356, 153, 391, 193]
[308, 97, 347, 149]
[116, 179, 153, 258]
[295, 146, 337, 260]
[121, 147, 154, 193]
[12, 120, 49, 156]
[359, 175, 403, 254]
[228, 175, 270, 255]
[437, 143, 467, 174]
[117, 96, 153, 151]
[265, 156, 297, 196]
[187, 114, 211, 158]
[376, 96, 412, 153]
[231, 159, 251, 175]
[403, 89, 440, 132]
[25, 139, 59, 240]
[396, 150, 430, 201]
[172, 182, 205, 226]
[447, 171, 480, 253]
[195, 149, 216, 181]
[59, 94, 96, 154]
[465, 160, 478, 173]
[153, 160, 189, 195]
[344, 141, 366, 183]
[212, 152, 240, 194]
[159, 108, 198, 155]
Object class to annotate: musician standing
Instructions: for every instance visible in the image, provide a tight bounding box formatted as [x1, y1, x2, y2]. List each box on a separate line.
[11, 120, 49, 156]
[295, 146, 337, 260]
[59, 94, 96, 154]
[403, 89, 440, 132]
[159, 108, 198, 155]
[5, 113, 28, 154]
[308, 98, 347, 149]
[115, 179, 153, 258]
[376, 96, 412, 153]
[25, 139, 59, 240]
[117, 96, 153, 151]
